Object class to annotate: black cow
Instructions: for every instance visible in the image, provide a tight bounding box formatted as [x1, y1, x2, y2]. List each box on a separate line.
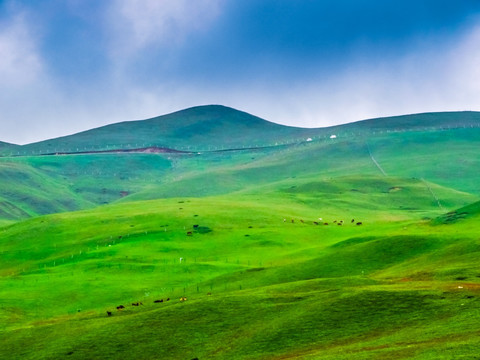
[356, 222, 363, 226]
[154, 299, 163, 303]
[116, 305, 125, 310]
[107, 311, 112, 316]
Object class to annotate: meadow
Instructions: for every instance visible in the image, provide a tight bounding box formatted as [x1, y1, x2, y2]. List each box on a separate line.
[1, 106, 480, 359]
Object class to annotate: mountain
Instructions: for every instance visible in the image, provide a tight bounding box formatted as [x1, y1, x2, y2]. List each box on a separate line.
[2, 106, 480, 359]
[13, 106, 480, 156]
[17, 105, 318, 155]
[336, 110, 480, 133]
[0, 106, 479, 222]
[0, 141, 19, 155]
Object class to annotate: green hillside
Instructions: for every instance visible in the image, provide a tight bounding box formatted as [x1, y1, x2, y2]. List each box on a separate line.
[1, 106, 480, 359]
[1, 195, 480, 359]
[10, 106, 480, 156]
[17, 105, 319, 155]
[433, 200, 480, 224]
[1, 121, 479, 222]
[334, 110, 480, 133]
[0, 141, 19, 156]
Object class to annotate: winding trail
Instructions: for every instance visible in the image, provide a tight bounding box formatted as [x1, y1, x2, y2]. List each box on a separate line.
[421, 178, 444, 210]
[366, 143, 387, 176]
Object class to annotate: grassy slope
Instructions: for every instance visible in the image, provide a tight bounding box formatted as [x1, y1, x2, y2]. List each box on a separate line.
[1, 194, 480, 359]
[1, 109, 480, 223]
[12, 107, 480, 155]
[0, 160, 95, 219]
[17, 105, 319, 154]
[1, 108, 480, 358]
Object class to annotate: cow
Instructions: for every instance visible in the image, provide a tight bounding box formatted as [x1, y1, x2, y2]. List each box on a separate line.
[154, 299, 163, 303]
[166, 298, 170, 301]
[193, 225, 199, 229]
[313, 221, 319, 225]
[132, 302, 142, 306]
[107, 311, 112, 316]
[351, 219, 355, 223]
[324, 222, 328, 225]
[116, 305, 125, 310]
[356, 222, 363, 226]
[187, 231, 193, 236]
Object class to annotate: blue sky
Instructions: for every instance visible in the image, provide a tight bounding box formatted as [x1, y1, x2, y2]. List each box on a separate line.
[1, 0, 480, 144]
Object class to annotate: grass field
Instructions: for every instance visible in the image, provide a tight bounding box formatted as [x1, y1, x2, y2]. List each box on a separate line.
[1, 107, 480, 359]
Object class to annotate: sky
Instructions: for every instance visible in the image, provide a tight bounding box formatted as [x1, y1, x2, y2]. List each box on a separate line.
[1, 0, 480, 144]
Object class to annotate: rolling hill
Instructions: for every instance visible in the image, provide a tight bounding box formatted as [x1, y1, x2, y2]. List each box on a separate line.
[6, 105, 480, 156]
[0, 106, 479, 221]
[14, 105, 320, 155]
[1, 105, 480, 359]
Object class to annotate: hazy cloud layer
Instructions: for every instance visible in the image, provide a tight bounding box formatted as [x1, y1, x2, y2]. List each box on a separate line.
[1, 1, 480, 144]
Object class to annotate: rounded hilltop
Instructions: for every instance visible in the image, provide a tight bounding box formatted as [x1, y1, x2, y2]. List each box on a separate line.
[16, 105, 317, 154]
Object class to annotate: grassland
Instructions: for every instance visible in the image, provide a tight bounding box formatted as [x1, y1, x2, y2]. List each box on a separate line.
[1, 107, 480, 359]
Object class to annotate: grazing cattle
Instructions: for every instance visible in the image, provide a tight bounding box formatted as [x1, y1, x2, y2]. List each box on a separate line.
[333, 220, 337, 223]
[324, 222, 328, 225]
[154, 299, 163, 303]
[132, 302, 142, 306]
[193, 225, 199, 229]
[116, 305, 125, 310]
[187, 231, 193, 236]
[351, 219, 355, 223]
[337, 223, 342, 226]
[313, 221, 319, 225]
[207, 292, 212, 296]
[356, 222, 363, 226]
[166, 298, 170, 301]
[107, 311, 112, 316]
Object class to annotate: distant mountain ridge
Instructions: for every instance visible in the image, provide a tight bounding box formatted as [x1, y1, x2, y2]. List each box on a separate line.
[0, 141, 19, 148]
[3, 106, 480, 156]
[14, 105, 315, 155]
[342, 110, 480, 132]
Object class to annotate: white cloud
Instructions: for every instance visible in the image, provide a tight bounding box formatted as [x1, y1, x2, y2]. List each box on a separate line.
[107, 0, 223, 56]
[0, 10, 43, 87]
[235, 22, 480, 128]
